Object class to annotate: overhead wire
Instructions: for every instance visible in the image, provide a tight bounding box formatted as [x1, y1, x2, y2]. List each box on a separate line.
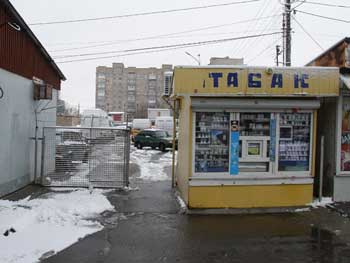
[233, 0, 273, 56]
[29, 0, 260, 26]
[291, 0, 306, 10]
[294, 10, 349, 23]
[297, 1, 350, 8]
[49, 15, 281, 53]
[246, 36, 282, 63]
[55, 31, 281, 63]
[240, 0, 282, 58]
[54, 31, 281, 59]
[292, 15, 324, 50]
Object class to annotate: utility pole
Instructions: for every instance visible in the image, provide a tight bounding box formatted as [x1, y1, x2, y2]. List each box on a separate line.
[275, 45, 282, 66]
[283, 0, 292, 66]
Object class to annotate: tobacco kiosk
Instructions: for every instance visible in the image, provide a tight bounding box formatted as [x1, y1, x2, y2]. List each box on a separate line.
[172, 66, 339, 209]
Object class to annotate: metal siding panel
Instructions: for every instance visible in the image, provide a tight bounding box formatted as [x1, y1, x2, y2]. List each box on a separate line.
[191, 98, 321, 110]
[0, 4, 61, 89]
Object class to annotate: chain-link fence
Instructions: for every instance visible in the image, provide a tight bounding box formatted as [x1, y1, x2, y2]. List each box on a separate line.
[41, 126, 130, 188]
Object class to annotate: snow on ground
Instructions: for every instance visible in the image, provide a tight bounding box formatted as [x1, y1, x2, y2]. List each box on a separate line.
[0, 189, 114, 263]
[308, 197, 333, 208]
[131, 147, 174, 181]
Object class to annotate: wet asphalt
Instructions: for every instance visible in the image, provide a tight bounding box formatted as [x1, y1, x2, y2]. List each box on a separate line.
[39, 149, 350, 263]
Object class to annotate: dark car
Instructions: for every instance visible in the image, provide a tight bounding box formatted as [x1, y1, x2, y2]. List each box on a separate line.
[55, 130, 90, 170]
[134, 129, 176, 152]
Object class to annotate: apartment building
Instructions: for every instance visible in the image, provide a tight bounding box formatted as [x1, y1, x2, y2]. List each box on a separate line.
[96, 63, 172, 119]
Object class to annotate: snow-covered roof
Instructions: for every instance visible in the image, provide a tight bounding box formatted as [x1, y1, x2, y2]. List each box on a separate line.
[81, 108, 108, 117]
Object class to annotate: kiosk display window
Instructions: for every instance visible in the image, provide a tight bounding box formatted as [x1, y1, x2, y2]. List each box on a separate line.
[341, 98, 350, 171]
[239, 113, 271, 173]
[240, 113, 270, 136]
[194, 111, 313, 175]
[195, 112, 230, 172]
[278, 113, 311, 171]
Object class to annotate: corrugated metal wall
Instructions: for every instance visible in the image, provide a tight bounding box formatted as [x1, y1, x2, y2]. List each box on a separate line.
[0, 4, 61, 89]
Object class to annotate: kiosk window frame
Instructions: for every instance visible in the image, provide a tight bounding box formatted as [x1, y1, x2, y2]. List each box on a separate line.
[191, 110, 313, 178]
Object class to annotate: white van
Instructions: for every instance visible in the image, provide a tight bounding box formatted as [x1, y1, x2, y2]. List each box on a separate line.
[131, 119, 152, 142]
[155, 116, 173, 135]
[132, 119, 152, 130]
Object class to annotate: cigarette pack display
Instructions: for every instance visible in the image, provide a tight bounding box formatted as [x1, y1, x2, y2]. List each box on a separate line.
[195, 112, 229, 172]
[278, 113, 311, 171]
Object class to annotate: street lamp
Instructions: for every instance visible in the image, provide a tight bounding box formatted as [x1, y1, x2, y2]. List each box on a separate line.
[0, 21, 21, 31]
[185, 52, 201, 65]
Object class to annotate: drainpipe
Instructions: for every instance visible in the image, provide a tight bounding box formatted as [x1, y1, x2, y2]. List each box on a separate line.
[319, 135, 324, 202]
[34, 109, 38, 183]
[171, 99, 176, 188]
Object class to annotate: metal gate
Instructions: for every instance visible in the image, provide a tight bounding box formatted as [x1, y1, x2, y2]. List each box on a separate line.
[41, 126, 130, 188]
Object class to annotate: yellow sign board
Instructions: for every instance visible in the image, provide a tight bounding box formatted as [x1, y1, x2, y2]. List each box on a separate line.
[173, 66, 339, 96]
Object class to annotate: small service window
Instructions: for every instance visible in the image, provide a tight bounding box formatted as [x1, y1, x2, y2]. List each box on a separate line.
[247, 142, 262, 156]
[239, 113, 271, 173]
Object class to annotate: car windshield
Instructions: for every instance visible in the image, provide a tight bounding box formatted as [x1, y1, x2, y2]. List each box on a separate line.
[155, 131, 169, 138]
[62, 132, 82, 141]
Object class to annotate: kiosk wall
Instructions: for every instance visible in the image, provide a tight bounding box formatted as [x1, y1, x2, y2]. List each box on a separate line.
[172, 66, 339, 209]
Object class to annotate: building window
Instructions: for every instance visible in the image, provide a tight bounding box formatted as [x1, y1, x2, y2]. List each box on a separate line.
[97, 74, 106, 79]
[128, 95, 135, 101]
[97, 90, 105, 96]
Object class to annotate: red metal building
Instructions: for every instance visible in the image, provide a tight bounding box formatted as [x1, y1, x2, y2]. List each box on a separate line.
[0, 0, 65, 88]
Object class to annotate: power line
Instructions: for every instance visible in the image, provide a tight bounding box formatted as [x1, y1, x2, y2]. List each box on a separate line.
[29, 0, 260, 26]
[54, 31, 281, 59]
[233, 0, 273, 56]
[49, 14, 282, 53]
[300, 1, 350, 8]
[292, 15, 324, 50]
[240, 1, 281, 58]
[295, 9, 350, 23]
[246, 37, 282, 63]
[57, 46, 200, 64]
[291, 0, 307, 10]
[56, 31, 281, 63]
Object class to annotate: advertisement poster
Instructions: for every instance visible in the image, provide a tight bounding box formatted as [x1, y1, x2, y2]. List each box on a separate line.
[341, 104, 350, 171]
[230, 120, 239, 175]
[269, 117, 276, 161]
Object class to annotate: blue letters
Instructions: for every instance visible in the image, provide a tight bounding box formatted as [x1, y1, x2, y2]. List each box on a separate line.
[248, 73, 261, 88]
[209, 72, 223, 88]
[271, 73, 283, 88]
[227, 73, 238, 87]
[294, 74, 309, 89]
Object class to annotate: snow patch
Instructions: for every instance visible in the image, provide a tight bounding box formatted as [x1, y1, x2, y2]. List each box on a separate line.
[294, 208, 310, 212]
[131, 148, 174, 181]
[0, 189, 114, 263]
[176, 195, 187, 210]
[308, 197, 333, 208]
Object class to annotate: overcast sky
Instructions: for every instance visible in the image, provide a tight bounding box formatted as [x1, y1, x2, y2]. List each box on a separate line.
[10, 0, 350, 109]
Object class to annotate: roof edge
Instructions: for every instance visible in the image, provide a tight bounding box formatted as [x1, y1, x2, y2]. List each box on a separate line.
[305, 37, 350, 67]
[1, 0, 66, 81]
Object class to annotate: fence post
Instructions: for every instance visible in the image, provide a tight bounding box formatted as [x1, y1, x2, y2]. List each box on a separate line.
[124, 129, 130, 187]
[319, 135, 324, 202]
[39, 129, 46, 185]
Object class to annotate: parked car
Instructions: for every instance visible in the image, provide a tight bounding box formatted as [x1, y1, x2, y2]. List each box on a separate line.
[55, 130, 90, 170]
[131, 119, 151, 142]
[134, 129, 177, 152]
